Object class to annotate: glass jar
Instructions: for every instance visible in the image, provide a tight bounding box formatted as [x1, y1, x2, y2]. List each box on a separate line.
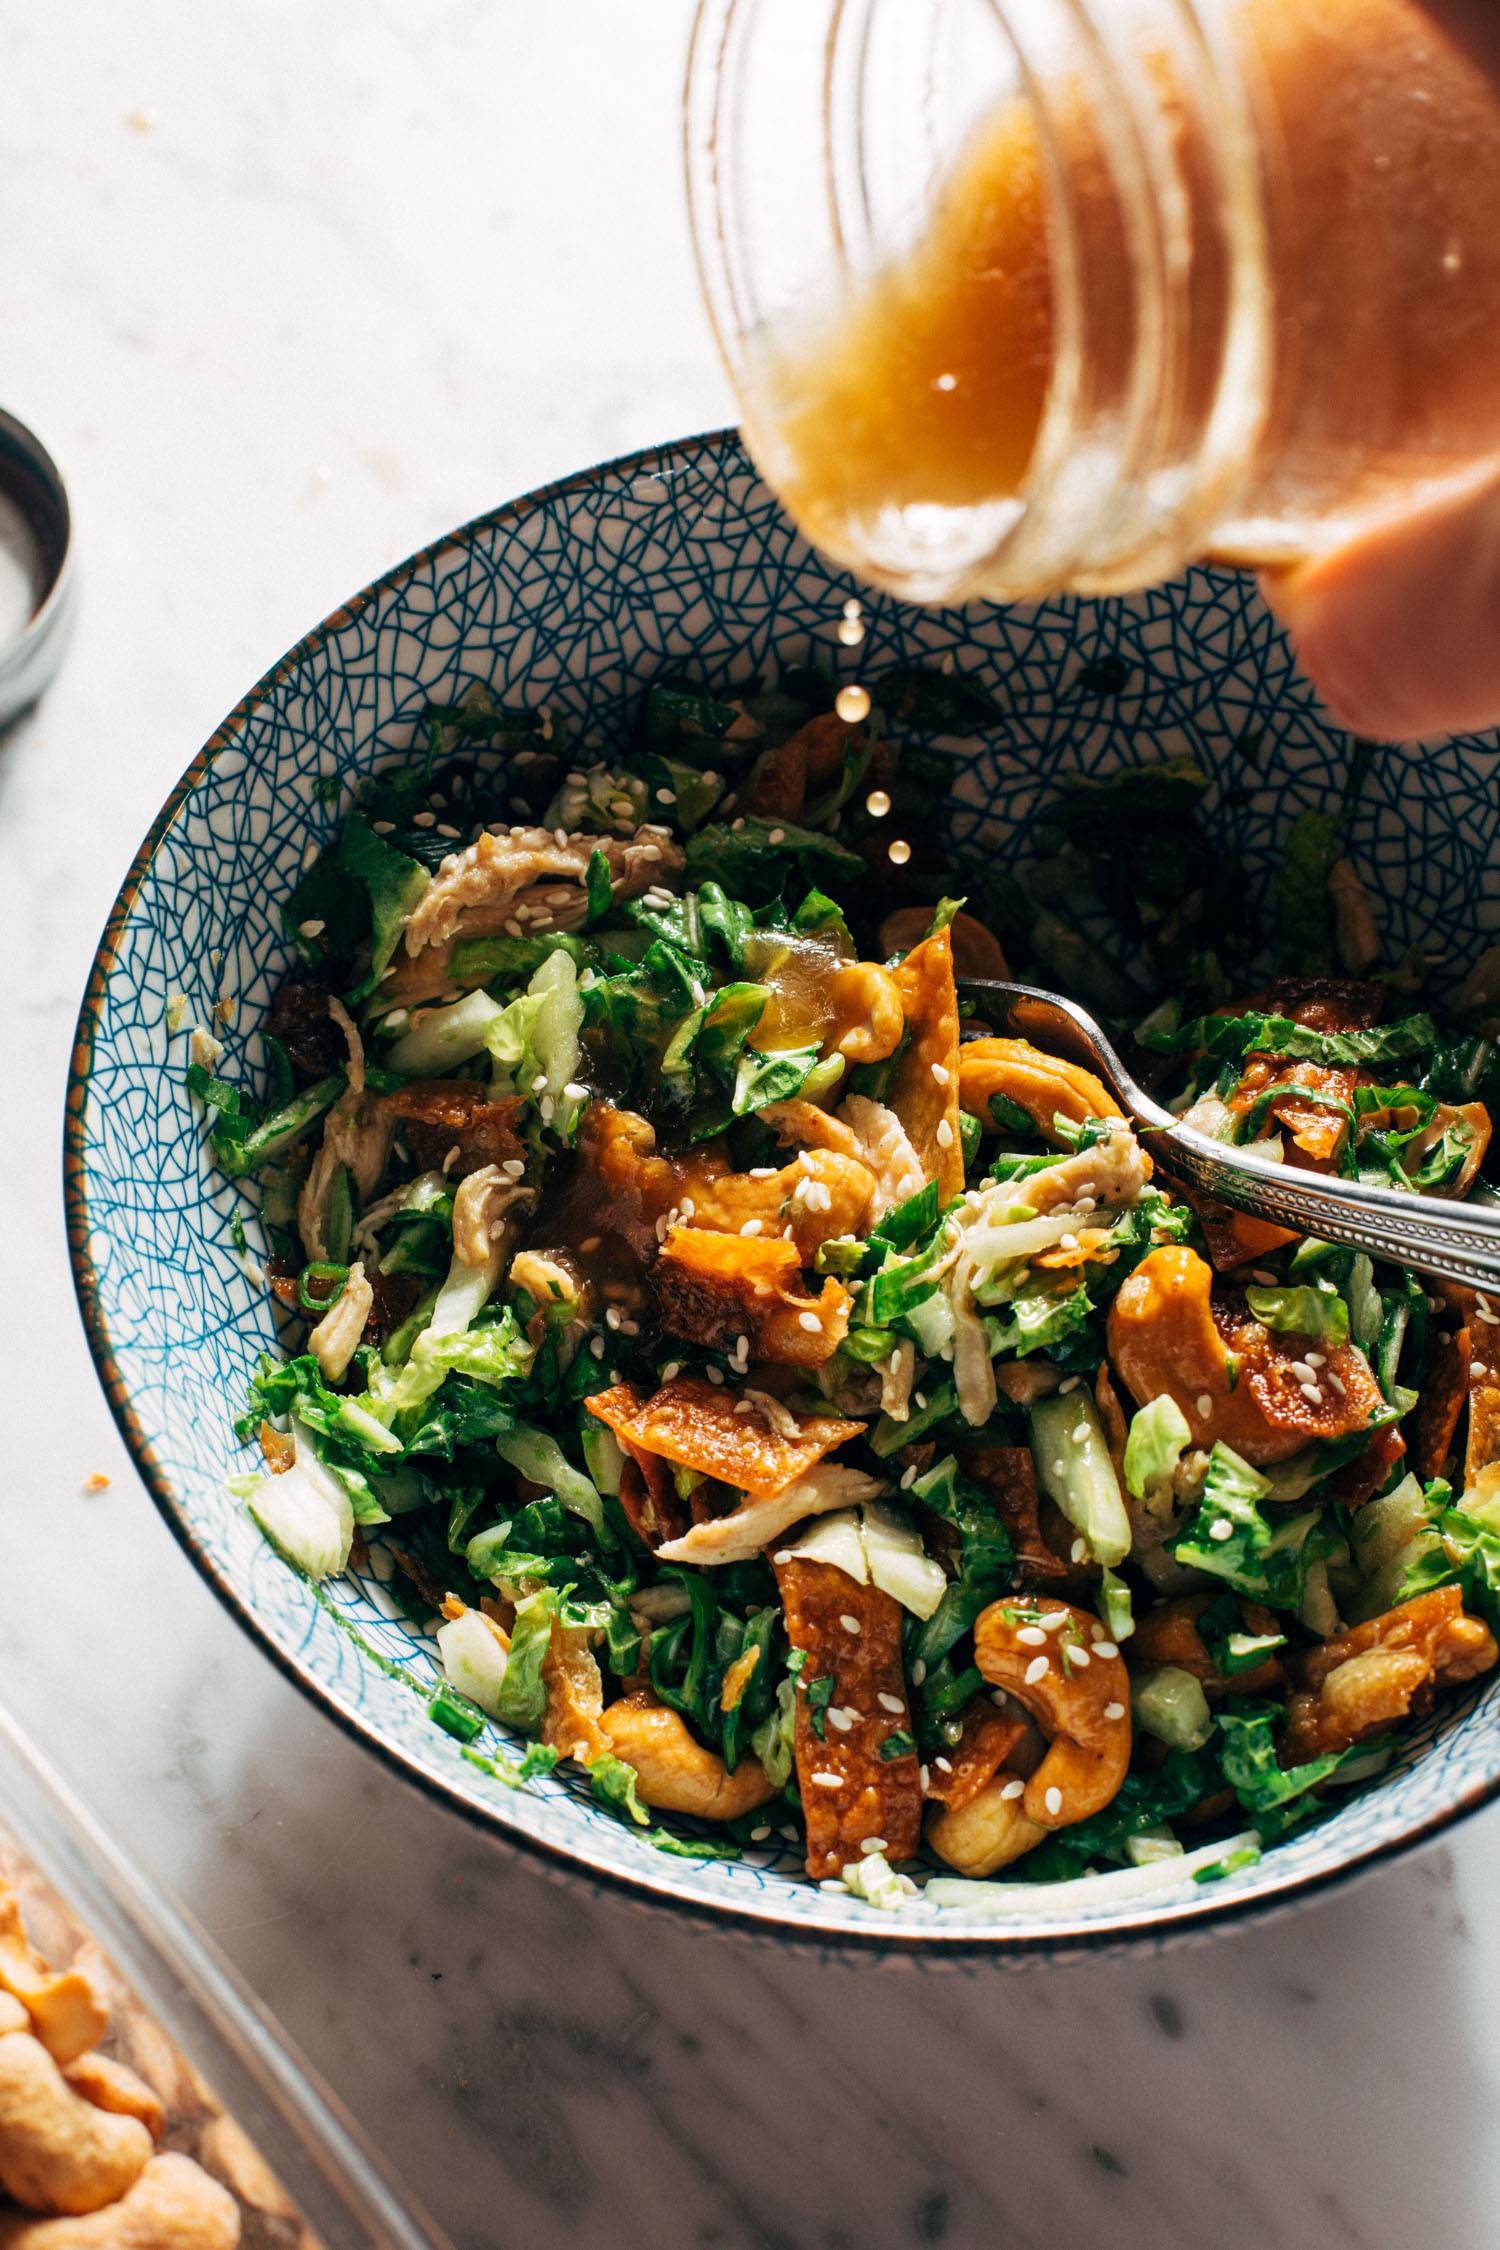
[685, 0, 1500, 603]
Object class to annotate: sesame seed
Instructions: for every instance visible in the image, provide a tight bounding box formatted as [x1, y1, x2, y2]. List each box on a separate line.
[935, 1118, 954, 1150]
[919, 1765, 932, 1794]
[436, 822, 460, 839]
[768, 827, 786, 845]
[372, 819, 394, 835]
[1059, 1232, 1079, 1251]
[297, 917, 326, 939]
[877, 1692, 904, 1714]
[799, 1311, 823, 1333]
[1251, 1269, 1278, 1286]
[1289, 1361, 1315, 1384]
[1059, 1376, 1081, 1395]
[1195, 1393, 1213, 1417]
[826, 1709, 854, 1733]
[705, 1365, 724, 1385]
[840, 1613, 862, 1635]
[412, 810, 436, 829]
[1070, 1645, 1090, 1667]
[661, 1361, 682, 1380]
[1071, 1425, 1089, 1445]
[1044, 1786, 1063, 1817]
[735, 1334, 750, 1359]
[1016, 1626, 1047, 1647]
[1000, 1778, 1025, 1801]
[911, 1659, 927, 1686]
[1298, 1382, 1322, 1404]
[750, 1825, 772, 1842]
[563, 1082, 587, 1101]
[605, 1307, 621, 1331]
[1092, 1640, 1119, 1659]
[589, 1336, 605, 1360]
[1306, 1351, 1326, 1368]
[934, 1755, 953, 1773]
[1326, 1370, 1346, 1395]
[1024, 1656, 1050, 1685]
[1070, 1538, 1087, 1563]
[1474, 1362, 1488, 1381]
[930, 1062, 950, 1086]
[899, 1465, 917, 1490]
[740, 1219, 763, 1237]
[749, 1166, 776, 1179]
[810, 1770, 842, 1789]
[1104, 1701, 1125, 1721]
[859, 1836, 888, 1855]
[504, 918, 524, 939]
[655, 787, 675, 804]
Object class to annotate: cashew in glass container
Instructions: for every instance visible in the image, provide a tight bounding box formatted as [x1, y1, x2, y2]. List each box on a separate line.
[59, 2056, 165, 2142]
[958, 1037, 1121, 1144]
[0, 1901, 107, 2066]
[0, 2151, 241, 2248]
[597, 1696, 777, 1819]
[926, 1780, 1046, 1876]
[0, 2033, 152, 2214]
[972, 1598, 1132, 1827]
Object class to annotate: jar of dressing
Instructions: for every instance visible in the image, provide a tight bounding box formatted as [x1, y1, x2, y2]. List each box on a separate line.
[685, 0, 1500, 603]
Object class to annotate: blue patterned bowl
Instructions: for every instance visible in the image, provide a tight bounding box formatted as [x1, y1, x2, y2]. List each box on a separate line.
[66, 429, 1500, 1956]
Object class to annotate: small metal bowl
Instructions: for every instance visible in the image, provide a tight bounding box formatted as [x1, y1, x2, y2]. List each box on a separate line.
[0, 407, 74, 727]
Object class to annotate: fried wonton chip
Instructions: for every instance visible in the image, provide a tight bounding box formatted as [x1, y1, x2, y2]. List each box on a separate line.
[773, 1556, 922, 1877]
[1323, 1420, 1407, 1512]
[684, 1150, 876, 1259]
[384, 1082, 527, 1178]
[1464, 1296, 1500, 1486]
[923, 1703, 1025, 1815]
[653, 1226, 853, 1365]
[587, 1377, 863, 1498]
[1407, 1325, 1471, 1483]
[541, 1619, 610, 1765]
[959, 1445, 1068, 1585]
[1282, 1585, 1496, 1761]
[888, 927, 964, 1200]
[615, 1443, 689, 1549]
[957, 1036, 1121, 1144]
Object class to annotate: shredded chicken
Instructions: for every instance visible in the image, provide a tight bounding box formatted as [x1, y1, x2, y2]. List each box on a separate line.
[296, 1090, 395, 1261]
[833, 1095, 928, 1218]
[306, 1260, 373, 1382]
[451, 1165, 530, 1268]
[400, 824, 684, 959]
[655, 1463, 886, 1567]
[324, 994, 365, 1094]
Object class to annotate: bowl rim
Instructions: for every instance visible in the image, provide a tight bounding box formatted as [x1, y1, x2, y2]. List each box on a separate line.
[63, 424, 1500, 1953]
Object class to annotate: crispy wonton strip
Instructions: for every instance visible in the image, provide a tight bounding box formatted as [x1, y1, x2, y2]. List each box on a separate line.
[774, 1557, 923, 1878]
[541, 1620, 611, 1764]
[586, 1378, 863, 1499]
[1463, 1295, 1500, 1488]
[922, 1704, 1026, 1814]
[1406, 1325, 1470, 1482]
[888, 927, 964, 1200]
[653, 1227, 853, 1366]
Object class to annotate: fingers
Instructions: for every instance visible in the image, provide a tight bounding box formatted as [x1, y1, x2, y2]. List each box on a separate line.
[1261, 462, 1500, 741]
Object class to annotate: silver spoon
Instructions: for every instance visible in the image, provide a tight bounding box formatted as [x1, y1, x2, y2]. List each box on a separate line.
[956, 976, 1500, 1292]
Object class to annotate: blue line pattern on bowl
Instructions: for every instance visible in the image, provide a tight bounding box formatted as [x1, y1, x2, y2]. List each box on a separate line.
[66, 429, 1500, 1957]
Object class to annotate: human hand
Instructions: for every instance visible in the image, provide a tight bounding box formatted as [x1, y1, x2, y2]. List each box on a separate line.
[1261, 1, 1500, 742]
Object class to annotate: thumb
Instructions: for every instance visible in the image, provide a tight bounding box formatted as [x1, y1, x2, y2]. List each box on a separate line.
[1260, 462, 1500, 742]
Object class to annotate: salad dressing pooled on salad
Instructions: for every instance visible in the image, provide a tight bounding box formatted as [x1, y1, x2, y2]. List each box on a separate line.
[190, 673, 1500, 1906]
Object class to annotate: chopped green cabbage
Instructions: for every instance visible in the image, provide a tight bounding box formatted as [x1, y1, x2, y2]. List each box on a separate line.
[1029, 1392, 1131, 1568]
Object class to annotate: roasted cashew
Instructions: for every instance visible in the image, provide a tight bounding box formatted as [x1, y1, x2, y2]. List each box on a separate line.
[926, 1781, 1046, 1876]
[825, 962, 905, 1064]
[0, 2152, 241, 2248]
[972, 1599, 1132, 1829]
[0, 1899, 107, 2066]
[0, 2033, 152, 2215]
[597, 1697, 777, 1820]
[1108, 1245, 1385, 1465]
[59, 2057, 164, 2142]
[958, 1037, 1121, 1144]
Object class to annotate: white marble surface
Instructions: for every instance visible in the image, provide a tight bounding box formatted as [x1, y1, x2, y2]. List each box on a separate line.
[3, 5, 1499, 2244]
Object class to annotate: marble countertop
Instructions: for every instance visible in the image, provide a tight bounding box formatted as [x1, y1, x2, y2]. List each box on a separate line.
[4, 4, 1497, 2243]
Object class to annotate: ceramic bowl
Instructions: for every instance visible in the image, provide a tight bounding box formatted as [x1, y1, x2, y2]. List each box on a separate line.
[66, 429, 1500, 1957]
